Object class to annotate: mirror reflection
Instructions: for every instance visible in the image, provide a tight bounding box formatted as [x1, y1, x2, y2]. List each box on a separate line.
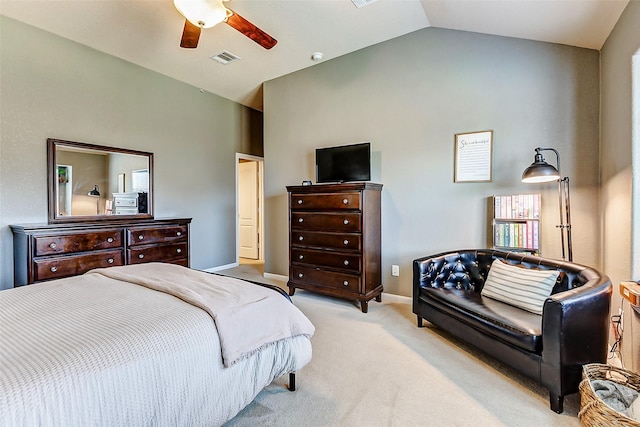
[48, 139, 153, 222]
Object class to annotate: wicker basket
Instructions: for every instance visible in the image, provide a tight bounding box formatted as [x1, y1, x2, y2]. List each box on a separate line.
[578, 363, 640, 426]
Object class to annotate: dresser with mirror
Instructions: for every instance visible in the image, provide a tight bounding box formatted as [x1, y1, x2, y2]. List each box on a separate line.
[11, 138, 191, 286]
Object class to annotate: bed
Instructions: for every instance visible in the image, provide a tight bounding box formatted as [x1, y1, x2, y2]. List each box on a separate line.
[0, 263, 315, 426]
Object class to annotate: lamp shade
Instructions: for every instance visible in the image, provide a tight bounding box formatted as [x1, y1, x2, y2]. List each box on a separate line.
[521, 152, 560, 183]
[174, 0, 227, 28]
[88, 185, 100, 197]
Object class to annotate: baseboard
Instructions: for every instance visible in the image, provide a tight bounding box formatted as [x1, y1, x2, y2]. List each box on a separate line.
[203, 262, 239, 273]
[264, 272, 288, 282]
[255, 269, 411, 304]
[381, 292, 411, 304]
[260, 274, 410, 305]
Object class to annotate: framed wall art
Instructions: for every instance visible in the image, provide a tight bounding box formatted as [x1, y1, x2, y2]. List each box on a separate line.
[454, 130, 493, 182]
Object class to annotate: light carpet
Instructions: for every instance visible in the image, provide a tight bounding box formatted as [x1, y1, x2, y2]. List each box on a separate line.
[220, 271, 582, 426]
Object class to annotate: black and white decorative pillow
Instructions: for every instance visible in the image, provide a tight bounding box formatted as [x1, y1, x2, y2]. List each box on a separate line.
[481, 259, 559, 315]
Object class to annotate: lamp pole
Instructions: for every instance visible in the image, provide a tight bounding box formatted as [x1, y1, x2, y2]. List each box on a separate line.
[523, 147, 573, 262]
[541, 148, 573, 262]
[560, 175, 573, 261]
[544, 148, 568, 261]
[88, 185, 101, 216]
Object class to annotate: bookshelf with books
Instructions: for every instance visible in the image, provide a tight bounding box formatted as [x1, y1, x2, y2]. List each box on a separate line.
[492, 194, 541, 255]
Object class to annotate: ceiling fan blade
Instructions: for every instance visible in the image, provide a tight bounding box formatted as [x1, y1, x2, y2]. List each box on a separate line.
[225, 10, 277, 50]
[180, 19, 201, 49]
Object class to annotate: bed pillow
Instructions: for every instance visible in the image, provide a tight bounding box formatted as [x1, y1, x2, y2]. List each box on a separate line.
[481, 259, 560, 315]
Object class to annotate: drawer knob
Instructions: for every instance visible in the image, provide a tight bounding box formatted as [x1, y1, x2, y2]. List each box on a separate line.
[49, 242, 57, 249]
[107, 237, 114, 243]
[298, 236, 304, 241]
[298, 273, 304, 278]
[138, 254, 145, 259]
[298, 218, 304, 223]
[343, 280, 349, 286]
[343, 240, 349, 245]
[343, 199, 349, 205]
[177, 231, 182, 236]
[297, 200, 303, 205]
[138, 235, 144, 240]
[50, 266, 58, 272]
[299, 255, 304, 260]
[343, 219, 350, 225]
[176, 248, 182, 254]
[107, 258, 114, 264]
[344, 260, 350, 266]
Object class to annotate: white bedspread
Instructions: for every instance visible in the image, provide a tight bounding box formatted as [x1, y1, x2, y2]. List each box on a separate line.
[91, 263, 315, 366]
[0, 264, 314, 426]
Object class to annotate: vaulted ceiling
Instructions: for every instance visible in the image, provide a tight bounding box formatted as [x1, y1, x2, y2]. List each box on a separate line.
[0, 0, 630, 110]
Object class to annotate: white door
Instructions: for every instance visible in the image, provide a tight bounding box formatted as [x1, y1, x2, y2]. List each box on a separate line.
[238, 160, 259, 259]
[57, 165, 73, 216]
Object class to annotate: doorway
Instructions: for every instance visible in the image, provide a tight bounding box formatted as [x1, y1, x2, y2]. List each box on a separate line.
[236, 154, 264, 266]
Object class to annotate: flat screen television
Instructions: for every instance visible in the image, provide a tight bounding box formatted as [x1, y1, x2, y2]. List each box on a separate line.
[315, 142, 371, 183]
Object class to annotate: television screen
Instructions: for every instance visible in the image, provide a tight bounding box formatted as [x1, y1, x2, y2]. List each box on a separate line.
[315, 142, 371, 183]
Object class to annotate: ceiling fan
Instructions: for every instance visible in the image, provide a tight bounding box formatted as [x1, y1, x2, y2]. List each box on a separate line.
[174, 0, 277, 50]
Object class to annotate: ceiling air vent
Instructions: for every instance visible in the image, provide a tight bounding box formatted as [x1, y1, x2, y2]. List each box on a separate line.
[351, 0, 378, 8]
[210, 51, 241, 65]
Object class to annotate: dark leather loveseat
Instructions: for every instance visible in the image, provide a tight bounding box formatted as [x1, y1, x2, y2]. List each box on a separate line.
[413, 249, 612, 413]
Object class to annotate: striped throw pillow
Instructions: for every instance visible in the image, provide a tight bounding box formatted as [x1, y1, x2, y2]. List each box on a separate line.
[481, 259, 560, 315]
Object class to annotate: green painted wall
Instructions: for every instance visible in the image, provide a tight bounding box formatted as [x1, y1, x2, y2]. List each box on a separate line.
[264, 27, 600, 297]
[600, 0, 640, 372]
[0, 16, 261, 289]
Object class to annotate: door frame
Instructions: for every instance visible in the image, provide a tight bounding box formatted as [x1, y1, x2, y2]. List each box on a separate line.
[235, 153, 264, 263]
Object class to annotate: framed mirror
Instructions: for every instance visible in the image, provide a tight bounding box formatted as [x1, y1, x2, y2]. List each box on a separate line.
[47, 138, 154, 223]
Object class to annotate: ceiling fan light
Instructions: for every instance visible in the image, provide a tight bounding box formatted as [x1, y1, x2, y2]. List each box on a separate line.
[174, 0, 227, 28]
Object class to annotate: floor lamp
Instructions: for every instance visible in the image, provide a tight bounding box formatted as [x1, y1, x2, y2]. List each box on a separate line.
[521, 147, 573, 261]
[88, 184, 101, 215]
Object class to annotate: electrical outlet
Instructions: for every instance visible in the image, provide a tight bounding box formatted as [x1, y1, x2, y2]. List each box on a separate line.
[391, 265, 399, 277]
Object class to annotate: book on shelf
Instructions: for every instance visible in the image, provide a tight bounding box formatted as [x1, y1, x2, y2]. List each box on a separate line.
[494, 221, 537, 249]
[492, 193, 541, 252]
[493, 194, 540, 220]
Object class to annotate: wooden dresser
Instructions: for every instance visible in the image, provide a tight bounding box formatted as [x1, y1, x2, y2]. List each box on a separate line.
[11, 218, 191, 286]
[287, 183, 382, 313]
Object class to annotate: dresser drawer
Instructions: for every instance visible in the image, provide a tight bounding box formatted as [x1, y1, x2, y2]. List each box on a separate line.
[290, 266, 360, 293]
[114, 198, 137, 207]
[11, 218, 192, 286]
[114, 208, 138, 215]
[291, 212, 361, 232]
[291, 192, 361, 210]
[33, 250, 124, 282]
[127, 225, 187, 246]
[163, 258, 190, 268]
[128, 242, 188, 264]
[291, 248, 361, 272]
[286, 183, 381, 313]
[34, 230, 123, 256]
[291, 231, 361, 251]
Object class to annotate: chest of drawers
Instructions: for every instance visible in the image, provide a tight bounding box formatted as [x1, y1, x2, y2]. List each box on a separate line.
[11, 218, 191, 286]
[287, 183, 382, 313]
